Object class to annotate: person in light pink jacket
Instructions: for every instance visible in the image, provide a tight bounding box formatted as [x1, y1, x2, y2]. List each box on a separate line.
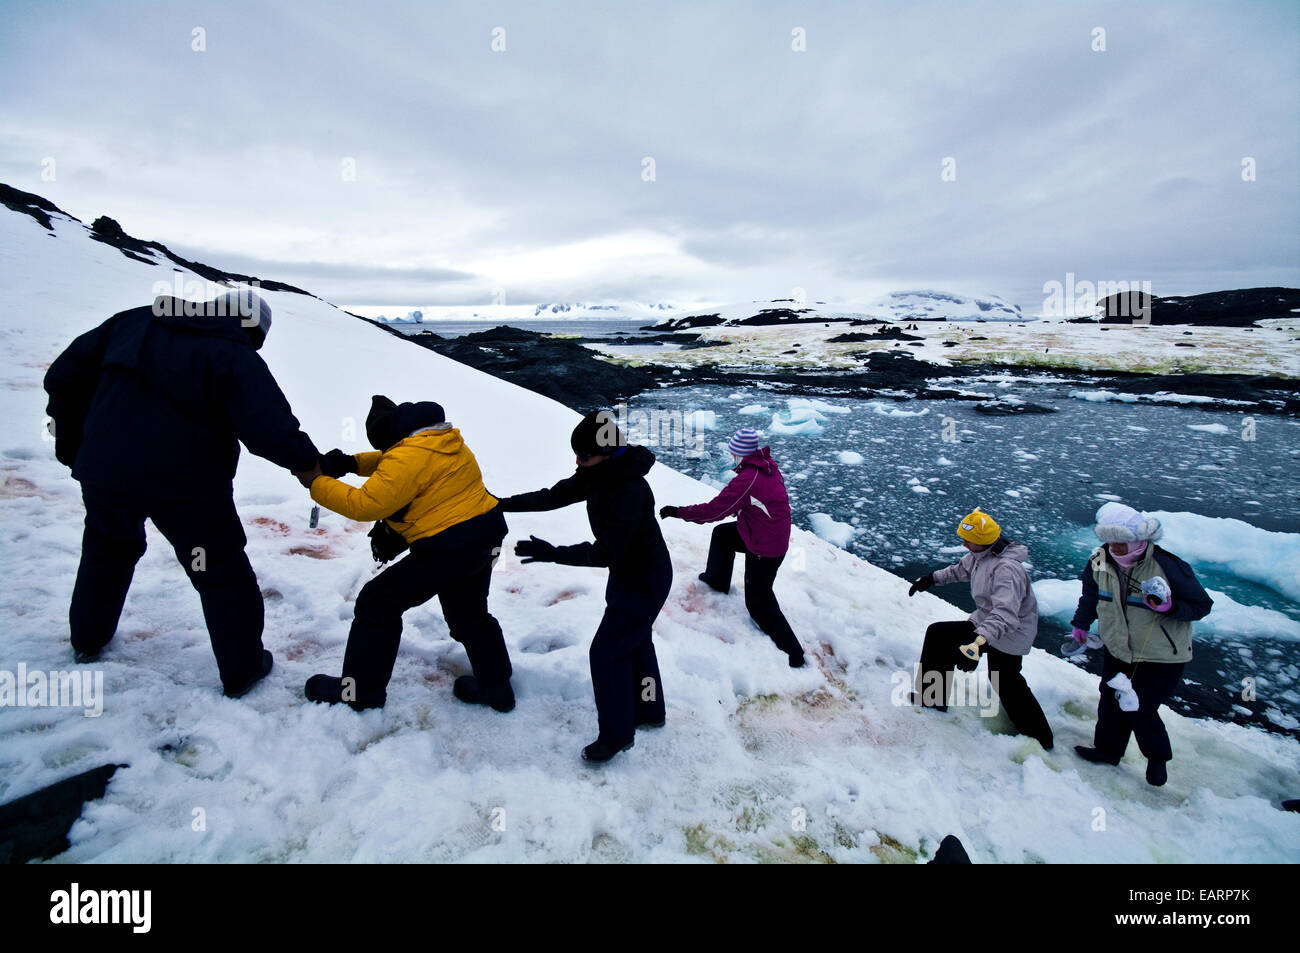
[659, 429, 806, 667]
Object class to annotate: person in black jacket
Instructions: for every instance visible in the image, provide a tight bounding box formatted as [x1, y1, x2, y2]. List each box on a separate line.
[43, 289, 322, 697]
[498, 411, 672, 763]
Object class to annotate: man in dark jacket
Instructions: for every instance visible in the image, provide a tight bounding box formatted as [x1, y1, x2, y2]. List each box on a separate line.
[43, 289, 321, 697]
[498, 410, 672, 763]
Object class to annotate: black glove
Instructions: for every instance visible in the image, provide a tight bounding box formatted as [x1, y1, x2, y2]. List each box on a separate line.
[320, 449, 358, 478]
[368, 521, 409, 564]
[495, 495, 523, 512]
[659, 505, 679, 519]
[515, 535, 557, 564]
[907, 572, 936, 597]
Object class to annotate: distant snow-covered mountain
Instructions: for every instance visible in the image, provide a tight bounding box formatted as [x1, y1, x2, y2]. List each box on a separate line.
[651, 291, 1026, 329]
[365, 301, 684, 324]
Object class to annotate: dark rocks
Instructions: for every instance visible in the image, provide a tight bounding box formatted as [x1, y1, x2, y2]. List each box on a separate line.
[86, 216, 313, 295]
[373, 323, 659, 410]
[0, 182, 76, 231]
[1093, 287, 1300, 327]
[828, 325, 922, 343]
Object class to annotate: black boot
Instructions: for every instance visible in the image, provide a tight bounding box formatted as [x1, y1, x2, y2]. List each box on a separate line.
[698, 572, 728, 594]
[635, 714, 666, 730]
[788, 651, 806, 669]
[1145, 760, 1168, 787]
[582, 737, 634, 763]
[304, 673, 385, 711]
[74, 648, 101, 664]
[224, 650, 273, 699]
[1074, 745, 1121, 766]
[452, 675, 516, 713]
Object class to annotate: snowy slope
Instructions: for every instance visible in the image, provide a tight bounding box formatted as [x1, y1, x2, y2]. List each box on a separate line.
[1, 207, 1297, 863]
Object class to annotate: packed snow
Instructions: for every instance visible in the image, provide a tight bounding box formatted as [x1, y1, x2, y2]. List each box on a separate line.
[1, 205, 1297, 863]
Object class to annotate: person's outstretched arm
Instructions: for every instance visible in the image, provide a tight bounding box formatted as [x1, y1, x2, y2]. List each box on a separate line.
[549, 483, 645, 568]
[310, 447, 422, 522]
[497, 471, 589, 512]
[908, 552, 970, 596]
[222, 346, 320, 473]
[669, 470, 756, 524]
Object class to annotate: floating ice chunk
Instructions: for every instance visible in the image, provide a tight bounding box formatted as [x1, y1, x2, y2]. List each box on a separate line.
[686, 410, 718, 431]
[738, 404, 769, 415]
[837, 451, 864, 465]
[770, 408, 826, 436]
[1153, 511, 1300, 602]
[1265, 708, 1300, 730]
[808, 513, 856, 548]
[911, 484, 932, 494]
[936, 456, 954, 466]
[788, 397, 849, 415]
[1070, 390, 1139, 403]
[865, 402, 931, 418]
[1187, 423, 1232, 435]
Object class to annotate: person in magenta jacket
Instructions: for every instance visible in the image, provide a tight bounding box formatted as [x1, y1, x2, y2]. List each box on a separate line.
[659, 428, 806, 667]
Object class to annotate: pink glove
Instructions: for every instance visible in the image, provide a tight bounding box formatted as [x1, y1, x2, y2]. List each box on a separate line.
[1071, 627, 1089, 644]
[1144, 595, 1173, 612]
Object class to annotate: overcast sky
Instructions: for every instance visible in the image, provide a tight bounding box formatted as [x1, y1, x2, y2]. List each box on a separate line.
[2, 0, 1296, 314]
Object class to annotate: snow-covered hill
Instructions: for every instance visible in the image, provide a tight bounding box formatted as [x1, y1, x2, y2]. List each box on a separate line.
[1, 202, 1296, 862]
[359, 301, 684, 324]
[653, 291, 1026, 329]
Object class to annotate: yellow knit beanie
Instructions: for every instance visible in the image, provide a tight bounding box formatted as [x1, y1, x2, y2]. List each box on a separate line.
[956, 507, 1001, 545]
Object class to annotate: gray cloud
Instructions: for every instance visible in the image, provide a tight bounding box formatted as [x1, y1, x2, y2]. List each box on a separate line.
[1, 0, 1295, 313]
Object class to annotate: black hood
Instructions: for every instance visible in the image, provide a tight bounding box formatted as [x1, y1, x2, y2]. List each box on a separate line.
[366, 395, 446, 450]
[587, 444, 656, 484]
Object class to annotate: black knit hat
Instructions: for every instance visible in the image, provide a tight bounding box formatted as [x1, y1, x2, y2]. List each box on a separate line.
[571, 409, 625, 459]
[366, 395, 399, 450]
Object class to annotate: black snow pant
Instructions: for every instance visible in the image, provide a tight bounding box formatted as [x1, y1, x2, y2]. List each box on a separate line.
[590, 556, 672, 746]
[70, 482, 266, 693]
[1093, 648, 1184, 764]
[699, 521, 803, 659]
[918, 620, 1054, 747]
[343, 508, 510, 707]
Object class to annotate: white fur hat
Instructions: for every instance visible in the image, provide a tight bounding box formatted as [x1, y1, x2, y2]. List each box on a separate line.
[1094, 502, 1162, 544]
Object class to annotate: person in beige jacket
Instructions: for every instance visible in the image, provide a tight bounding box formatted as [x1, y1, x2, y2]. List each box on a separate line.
[907, 507, 1053, 749]
[1070, 502, 1213, 787]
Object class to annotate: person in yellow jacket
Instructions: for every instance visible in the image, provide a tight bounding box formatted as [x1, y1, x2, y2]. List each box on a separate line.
[295, 395, 513, 711]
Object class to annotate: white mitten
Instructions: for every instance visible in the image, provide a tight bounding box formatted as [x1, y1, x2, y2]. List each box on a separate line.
[1141, 577, 1171, 603]
[1107, 672, 1140, 712]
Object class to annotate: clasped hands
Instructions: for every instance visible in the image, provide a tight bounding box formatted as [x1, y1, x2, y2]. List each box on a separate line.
[293, 448, 358, 488]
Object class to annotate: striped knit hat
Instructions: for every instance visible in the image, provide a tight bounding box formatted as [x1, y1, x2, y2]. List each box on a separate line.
[727, 428, 761, 457]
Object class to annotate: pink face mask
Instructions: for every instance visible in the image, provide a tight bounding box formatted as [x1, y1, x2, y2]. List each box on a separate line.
[1111, 541, 1148, 567]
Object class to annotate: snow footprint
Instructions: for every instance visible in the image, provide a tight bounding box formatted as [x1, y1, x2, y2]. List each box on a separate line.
[158, 735, 233, 781]
[519, 628, 581, 654]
